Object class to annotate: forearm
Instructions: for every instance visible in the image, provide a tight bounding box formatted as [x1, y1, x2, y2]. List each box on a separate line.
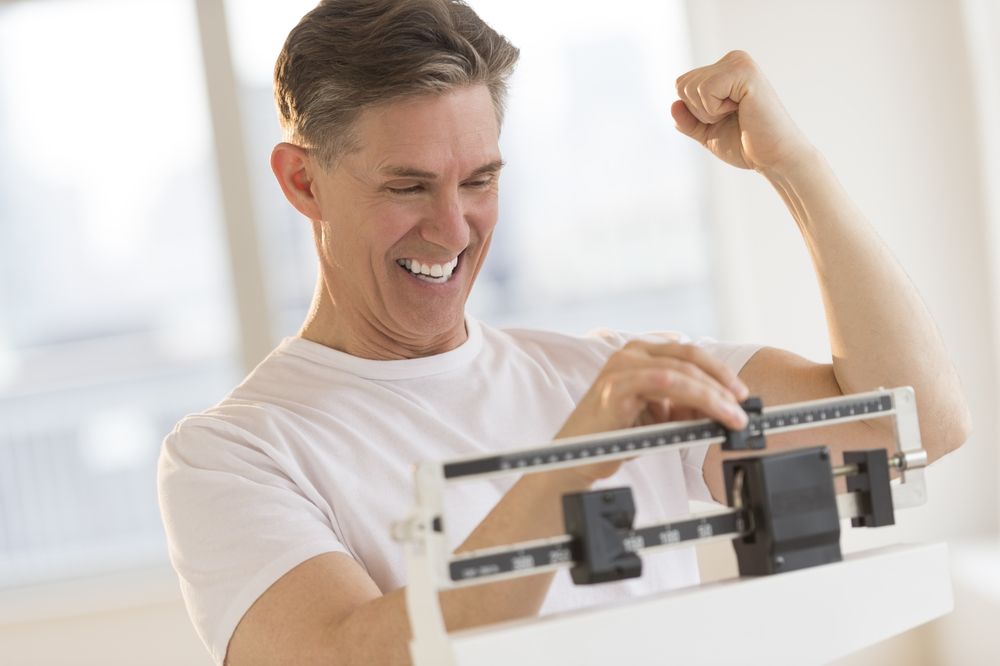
[762, 149, 971, 455]
[327, 469, 592, 664]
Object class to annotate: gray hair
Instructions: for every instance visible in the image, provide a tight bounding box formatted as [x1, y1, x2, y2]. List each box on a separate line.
[274, 0, 520, 168]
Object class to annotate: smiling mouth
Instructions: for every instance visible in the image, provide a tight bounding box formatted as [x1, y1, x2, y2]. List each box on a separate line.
[395, 252, 462, 284]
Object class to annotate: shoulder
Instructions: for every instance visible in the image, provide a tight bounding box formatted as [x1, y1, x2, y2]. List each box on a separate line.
[484, 322, 683, 361]
[157, 350, 313, 481]
[492, 323, 754, 366]
[157, 411, 284, 504]
[482, 324, 625, 382]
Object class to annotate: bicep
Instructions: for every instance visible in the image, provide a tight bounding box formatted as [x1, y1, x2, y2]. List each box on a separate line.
[702, 347, 892, 502]
[226, 551, 383, 666]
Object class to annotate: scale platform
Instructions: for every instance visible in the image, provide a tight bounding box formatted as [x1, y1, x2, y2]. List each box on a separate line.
[446, 542, 952, 666]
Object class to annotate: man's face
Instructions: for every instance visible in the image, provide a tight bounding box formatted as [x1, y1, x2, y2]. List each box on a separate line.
[309, 85, 502, 355]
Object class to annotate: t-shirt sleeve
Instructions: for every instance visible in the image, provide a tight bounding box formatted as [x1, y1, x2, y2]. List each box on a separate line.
[157, 417, 350, 666]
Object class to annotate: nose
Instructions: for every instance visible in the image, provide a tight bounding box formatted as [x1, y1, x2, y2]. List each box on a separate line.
[419, 188, 470, 252]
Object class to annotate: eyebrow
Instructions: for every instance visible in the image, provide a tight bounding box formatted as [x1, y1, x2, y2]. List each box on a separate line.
[379, 159, 506, 180]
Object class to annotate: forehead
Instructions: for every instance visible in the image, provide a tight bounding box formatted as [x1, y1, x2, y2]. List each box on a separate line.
[350, 85, 501, 173]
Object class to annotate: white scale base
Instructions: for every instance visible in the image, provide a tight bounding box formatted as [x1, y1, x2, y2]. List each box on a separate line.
[439, 542, 952, 666]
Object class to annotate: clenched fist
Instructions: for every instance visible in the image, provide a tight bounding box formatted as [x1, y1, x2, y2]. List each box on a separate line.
[671, 50, 813, 175]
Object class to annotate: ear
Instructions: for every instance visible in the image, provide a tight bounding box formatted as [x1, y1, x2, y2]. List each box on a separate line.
[271, 142, 323, 220]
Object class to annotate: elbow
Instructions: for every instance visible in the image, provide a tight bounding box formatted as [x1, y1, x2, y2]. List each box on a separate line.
[951, 400, 973, 452]
[930, 397, 972, 461]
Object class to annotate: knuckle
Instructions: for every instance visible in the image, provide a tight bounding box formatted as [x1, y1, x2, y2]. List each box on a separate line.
[599, 376, 618, 408]
[622, 339, 644, 352]
[661, 340, 696, 362]
[608, 347, 639, 369]
[670, 349, 704, 373]
[676, 343, 700, 361]
[606, 348, 628, 366]
[603, 352, 622, 371]
[679, 345, 723, 375]
[733, 53, 758, 75]
[691, 380, 715, 400]
[670, 359, 698, 379]
[615, 397, 637, 422]
[598, 375, 639, 421]
[724, 49, 752, 64]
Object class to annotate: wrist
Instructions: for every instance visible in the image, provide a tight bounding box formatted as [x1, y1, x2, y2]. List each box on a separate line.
[524, 467, 596, 496]
[758, 144, 824, 184]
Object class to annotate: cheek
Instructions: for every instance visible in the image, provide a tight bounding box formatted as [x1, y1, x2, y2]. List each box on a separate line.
[468, 195, 499, 236]
[377, 205, 426, 249]
[344, 201, 418, 249]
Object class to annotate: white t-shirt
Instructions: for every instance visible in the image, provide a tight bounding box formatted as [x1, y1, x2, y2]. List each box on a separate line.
[157, 316, 760, 664]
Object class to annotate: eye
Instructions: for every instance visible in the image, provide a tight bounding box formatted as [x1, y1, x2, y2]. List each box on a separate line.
[387, 184, 424, 195]
[463, 176, 495, 189]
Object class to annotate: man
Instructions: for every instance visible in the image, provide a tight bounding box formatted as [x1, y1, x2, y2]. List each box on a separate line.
[158, 1, 970, 664]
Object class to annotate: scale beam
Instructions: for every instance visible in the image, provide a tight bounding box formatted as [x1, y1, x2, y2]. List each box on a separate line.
[441, 390, 895, 481]
[449, 509, 748, 587]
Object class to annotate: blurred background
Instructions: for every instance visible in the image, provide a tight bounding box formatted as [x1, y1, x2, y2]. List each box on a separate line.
[0, 0, 996, 664]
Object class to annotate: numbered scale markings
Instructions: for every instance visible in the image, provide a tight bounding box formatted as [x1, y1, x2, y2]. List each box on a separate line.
[443, 392, 893, 480]
[449, 510, 749, 583]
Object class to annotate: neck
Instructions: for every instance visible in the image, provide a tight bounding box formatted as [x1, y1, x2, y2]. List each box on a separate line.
[298, 275, 468, 360]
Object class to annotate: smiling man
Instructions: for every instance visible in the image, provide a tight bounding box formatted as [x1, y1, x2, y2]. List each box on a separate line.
[280, 87, 503, 359]
[157, 1, 970, 665]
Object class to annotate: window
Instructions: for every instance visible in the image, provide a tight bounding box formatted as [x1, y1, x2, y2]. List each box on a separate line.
[225, 0, 718, 338]
[0, 0, 716, 588]
[0, 0, 240, 586]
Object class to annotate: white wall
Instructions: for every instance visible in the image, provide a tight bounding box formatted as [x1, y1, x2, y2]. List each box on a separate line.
[689, 0, 998, 538]
[687, 0, 1000, 663]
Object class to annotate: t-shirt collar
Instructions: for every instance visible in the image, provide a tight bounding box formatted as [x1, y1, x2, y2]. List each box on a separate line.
[279, 315, 483, 380]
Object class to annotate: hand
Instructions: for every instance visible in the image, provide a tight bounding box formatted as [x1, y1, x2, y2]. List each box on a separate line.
[554, 340, 750, 482]
[671, 50, 813, 175]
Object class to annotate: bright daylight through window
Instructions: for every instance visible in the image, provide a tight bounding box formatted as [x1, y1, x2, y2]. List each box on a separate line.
[0, 0, 715, 587]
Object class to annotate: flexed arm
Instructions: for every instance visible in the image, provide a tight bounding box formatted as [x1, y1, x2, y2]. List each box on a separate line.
[671, 51, 970, 498]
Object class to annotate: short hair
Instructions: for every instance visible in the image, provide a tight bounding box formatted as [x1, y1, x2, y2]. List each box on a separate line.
[274, 0, 520, 168]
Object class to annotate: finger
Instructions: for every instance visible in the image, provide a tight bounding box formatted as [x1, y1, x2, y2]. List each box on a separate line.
[596, 369, 666, 428]
[681, 75, 716, 125]
[670, 99, 708, 143]
[675, 69, 708, 123]
[610, 348, 730, 403]
[644, 398, 672, 425]
[695, 76, 739, 122]
[639, 400, 683, 425]
[621, 341, 749, 400]
[698, 85, 740, 120]
[598, 368, 697, 428]
[645, 367, 748, 430]
[598, 367, 745, 430]
[668, 404, 701, 422]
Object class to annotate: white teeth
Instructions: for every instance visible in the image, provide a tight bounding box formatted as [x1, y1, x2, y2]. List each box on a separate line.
[396, 256, 459, 281]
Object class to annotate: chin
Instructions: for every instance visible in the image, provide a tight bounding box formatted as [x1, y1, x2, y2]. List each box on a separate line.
[399, 307, 465, 340]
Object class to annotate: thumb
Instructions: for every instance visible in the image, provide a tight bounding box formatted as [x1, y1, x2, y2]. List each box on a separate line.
[670, 100, 708, 144]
